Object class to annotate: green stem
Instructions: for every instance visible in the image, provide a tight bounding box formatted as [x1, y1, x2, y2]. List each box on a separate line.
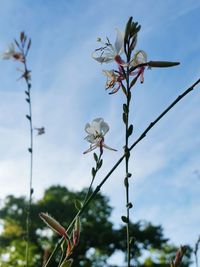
[23, 57, 33, 267]
[44, 78, 200, 266]
[124, 66, 131, 267]
[83, 151, 103, 205]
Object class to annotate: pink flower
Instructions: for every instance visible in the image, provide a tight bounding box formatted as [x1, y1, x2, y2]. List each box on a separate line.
[130, 50, 147, 83]
[102, 69, 124, 94]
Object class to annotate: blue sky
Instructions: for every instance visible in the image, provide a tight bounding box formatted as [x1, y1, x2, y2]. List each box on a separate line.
[0, 0, 200, 265]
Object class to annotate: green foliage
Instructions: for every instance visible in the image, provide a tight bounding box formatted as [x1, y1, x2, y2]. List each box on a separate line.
[0, 186, 192, 267]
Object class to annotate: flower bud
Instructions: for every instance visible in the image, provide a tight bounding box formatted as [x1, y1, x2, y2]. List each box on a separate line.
[39, 212, 67, 237]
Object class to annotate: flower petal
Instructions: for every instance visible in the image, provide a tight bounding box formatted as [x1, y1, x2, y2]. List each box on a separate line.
[92, 52, 114, 63]
[114, 28, 124, 55]
[83, 144, 98, 154]
[100, 120, 109, 135]
[103, 143, 117, 151]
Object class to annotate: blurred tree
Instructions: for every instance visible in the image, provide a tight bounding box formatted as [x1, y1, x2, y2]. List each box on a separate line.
[0, 185, 192, 267]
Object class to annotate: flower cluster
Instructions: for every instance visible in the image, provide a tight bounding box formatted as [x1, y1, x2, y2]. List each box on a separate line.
[92, 26, 148, 94]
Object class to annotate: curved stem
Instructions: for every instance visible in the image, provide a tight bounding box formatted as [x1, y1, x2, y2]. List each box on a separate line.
[44, 78, 200, 266]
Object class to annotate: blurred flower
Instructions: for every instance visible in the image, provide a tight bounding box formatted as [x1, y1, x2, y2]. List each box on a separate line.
[83, 118, 117, 154]
[17, 68, 31, 81]
[1, 43, 24, 62]
[102, 69, 124, 94]
[34, 127, 45, 135]
[92, 28, 125, 65]
[130, 50, 147, 83]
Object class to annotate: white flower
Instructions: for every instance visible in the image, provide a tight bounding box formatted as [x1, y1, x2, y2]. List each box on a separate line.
[83, 118, 117, 154]
[1, 43, 24, 62]
[130, 50, 147, 66]
[102, 69, 124, 94]
[92, 28, 125, 65]
[129, 50, 148, 83]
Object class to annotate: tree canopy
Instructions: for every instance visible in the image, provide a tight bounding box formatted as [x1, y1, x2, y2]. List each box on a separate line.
[0, 185, 192, 266]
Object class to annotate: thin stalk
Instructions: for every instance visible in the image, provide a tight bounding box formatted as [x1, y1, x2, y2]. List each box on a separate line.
[83, 151, 103, 205]
[23, 55, 33, 267]
[124, 67, 131, 266]
[44, 78, 200, 266]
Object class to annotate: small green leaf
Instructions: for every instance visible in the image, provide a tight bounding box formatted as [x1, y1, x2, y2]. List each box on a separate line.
[93, 152, 98, 162]
[148, 61, 180, 68]
[127, 124, 133, 137]
[121, 84, 127, 96]
[14, 39, 20, 49]
[26, 115, 31, 121]
[123, 112, 127, 124]
[130, 76, 138, 88]
[27, 38, 31, 51]
[97, 159, 103, 170]
[20, 32, 25, 42]
[126, 202, 133, 209]
[124, 177, 128, 187]
[121, 216, 128, 223]
[124, 17, 133, 42]
[123, 103, 128, 114]
[127, 173, 132, 178]
[74, 199, 83, 211]
[92, 167, 96, 177]
[60, 259, 73, 267]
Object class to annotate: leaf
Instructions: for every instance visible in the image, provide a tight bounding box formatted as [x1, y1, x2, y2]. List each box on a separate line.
[122, 112, 127, 124]
[123, 103, 128, 114]
[28, 148, 32, 153]
[148, 61, 180, 68]
[14, 39, 20, 49]
[74, 199, 83, 211]
[127, 173, 132, 178]
[60, 259, 73, 267]
[93, 152, 98, 162]
[121, 83, 127, 96]
[27, 38, 31, 51]
[26, 98, 30, 103]
[127, 124, 133, 137]
[92, 167, 96, 177]
[124, 17, 133, 42]
[25, 90, 29, 96]
[130, 76, 138, 88]
[121, 216, 128, 223]
[26, 115, 31, 121]
[20, 32, 25, 42]
[97, 159, 103, 170]
[126, 202, 133, 209]
[124, 177, 128, 187]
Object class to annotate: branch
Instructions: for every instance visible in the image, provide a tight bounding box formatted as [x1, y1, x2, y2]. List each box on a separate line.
[44, 78, 200, 266]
